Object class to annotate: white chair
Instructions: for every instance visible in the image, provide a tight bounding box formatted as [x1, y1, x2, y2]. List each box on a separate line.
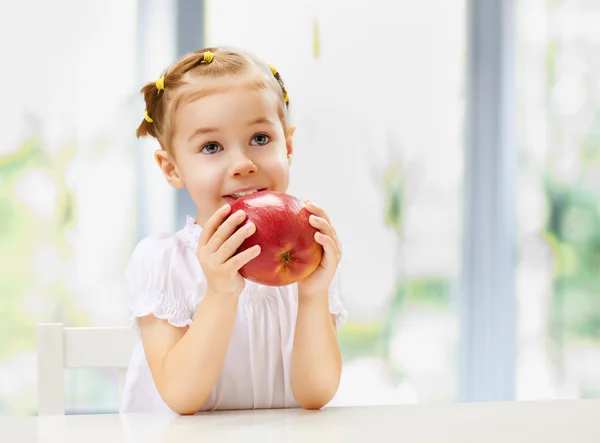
[36, 323, 136, 415]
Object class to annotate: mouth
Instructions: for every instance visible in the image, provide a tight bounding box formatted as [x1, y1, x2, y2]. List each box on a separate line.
[223, 188, 268, 202]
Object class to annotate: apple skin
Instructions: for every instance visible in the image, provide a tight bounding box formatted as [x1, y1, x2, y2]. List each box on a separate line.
[229, 191, 323, 286]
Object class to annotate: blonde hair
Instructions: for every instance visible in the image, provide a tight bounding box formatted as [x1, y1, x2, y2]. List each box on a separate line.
[136, 47, 290, 153]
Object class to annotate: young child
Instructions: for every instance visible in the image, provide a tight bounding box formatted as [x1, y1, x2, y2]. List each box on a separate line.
[119, 47, 348, 415]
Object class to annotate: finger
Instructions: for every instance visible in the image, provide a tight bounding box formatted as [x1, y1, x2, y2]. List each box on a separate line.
[304, 200, 336, 234]
[309, 215, 341, 253]
[206, 210, 247, 253]
[309, 215, 335, 238]
[199, 204, 231, 246]
[314, 232, 340, 270]
[227, 244, 261, 271]
[214, 221, 256, 264]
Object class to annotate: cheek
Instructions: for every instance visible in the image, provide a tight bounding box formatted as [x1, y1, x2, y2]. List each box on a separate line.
[261, 150, 289, 172]
[189, 175, 216, 192]
[264, 156, 291, 189]
[179, 160, 222, 196]
[263, 143, 290, 167]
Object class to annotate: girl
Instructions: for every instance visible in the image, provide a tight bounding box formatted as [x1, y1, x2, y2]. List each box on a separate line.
[120, 47, 348, 415]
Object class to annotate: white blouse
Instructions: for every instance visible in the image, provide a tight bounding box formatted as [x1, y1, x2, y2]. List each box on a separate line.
[119, 216, 348, 414]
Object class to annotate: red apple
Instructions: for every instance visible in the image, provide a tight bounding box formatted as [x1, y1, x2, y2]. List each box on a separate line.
[229, 190, 323, 286]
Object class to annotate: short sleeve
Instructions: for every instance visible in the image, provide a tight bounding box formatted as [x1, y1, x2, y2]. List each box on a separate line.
[125, 233, 204, 334]
[328, 264, 348, 329]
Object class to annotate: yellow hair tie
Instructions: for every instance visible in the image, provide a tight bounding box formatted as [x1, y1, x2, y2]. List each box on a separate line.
[155, 76, 165, 90]
[144, 110, 154, 123]
[203, 51, 214, 63]
[284, 90, 289, 103]
[269, 64, 277, 76]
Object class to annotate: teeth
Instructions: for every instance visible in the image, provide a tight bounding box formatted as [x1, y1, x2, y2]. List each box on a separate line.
[230, 189, 260, 198]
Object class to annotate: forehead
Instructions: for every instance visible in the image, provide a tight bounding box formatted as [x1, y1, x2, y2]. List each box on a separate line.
[176, 74, 281, 120]
[177, 69, 276, 107]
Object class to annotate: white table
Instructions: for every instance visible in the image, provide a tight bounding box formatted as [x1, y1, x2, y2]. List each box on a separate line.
[2, 399, 600, 443]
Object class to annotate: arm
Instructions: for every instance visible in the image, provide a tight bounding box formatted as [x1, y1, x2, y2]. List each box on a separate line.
[139, 204, 259, 415]
[291, 199, 344, 409]
[291, 292, 342, 410]
[139, 290, 238, 415]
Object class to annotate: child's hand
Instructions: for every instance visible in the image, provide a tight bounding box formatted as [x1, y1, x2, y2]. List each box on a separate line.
[197, 204, 261, 298]
[297, 199, 342, 299]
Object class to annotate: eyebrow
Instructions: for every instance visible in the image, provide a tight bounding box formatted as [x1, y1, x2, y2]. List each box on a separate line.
[188, 126, 219, 142]
[187, 117, 277, 143]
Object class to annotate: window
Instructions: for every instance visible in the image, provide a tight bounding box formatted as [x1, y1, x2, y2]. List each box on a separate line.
[0, 0, 137, 414]
[516, 0, 600, 400]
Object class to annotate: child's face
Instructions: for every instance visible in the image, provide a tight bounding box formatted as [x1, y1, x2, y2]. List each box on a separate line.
[156, 75, 293, 227]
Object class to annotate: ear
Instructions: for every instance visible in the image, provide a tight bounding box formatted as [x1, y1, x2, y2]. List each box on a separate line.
[154, 149, 185, 189]
[285, 125, 295, 165]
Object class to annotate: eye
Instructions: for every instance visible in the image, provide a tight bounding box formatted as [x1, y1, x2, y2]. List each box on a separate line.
[250, 134, 270, 146]
[200, 142, 223, 155]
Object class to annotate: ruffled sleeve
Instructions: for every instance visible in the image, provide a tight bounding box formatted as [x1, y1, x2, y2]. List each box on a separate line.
[328, 264, 348, 329]
[125, 233, 204, 334]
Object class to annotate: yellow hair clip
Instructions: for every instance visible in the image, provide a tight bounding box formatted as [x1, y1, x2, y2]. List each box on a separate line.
[268, 64, 278, 76]
[155, 76, 165, 91]
[203, 51, 214, 63]
[144, 110, 154, 123]
[284, 90, 289, 103]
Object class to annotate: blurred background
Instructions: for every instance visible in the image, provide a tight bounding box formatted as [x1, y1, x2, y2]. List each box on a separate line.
[1, 0, 600, 415]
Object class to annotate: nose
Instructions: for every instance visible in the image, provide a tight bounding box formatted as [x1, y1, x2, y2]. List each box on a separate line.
[229, 151, 257, 177]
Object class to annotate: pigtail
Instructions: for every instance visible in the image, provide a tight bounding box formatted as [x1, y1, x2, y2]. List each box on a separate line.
[136, 71, 168, 139]
[136, 82, 156, 138]
[268, 64, 290, 109]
